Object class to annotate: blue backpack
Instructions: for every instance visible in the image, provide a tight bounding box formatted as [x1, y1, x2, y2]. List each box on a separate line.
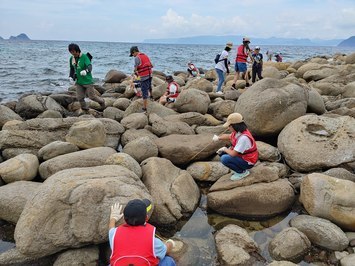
[214, 54, 221, 64]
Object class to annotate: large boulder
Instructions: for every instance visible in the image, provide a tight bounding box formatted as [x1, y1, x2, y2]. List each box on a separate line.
[208, 177, 295, 219]
[53, 246, 99, 266]
[120, 128, 158, 147]
[15, 94, 65, 119]
[0, 118, 124, 157]
[164, 112, 222, 126]
[299, 173, 355, 231]
[39, 147, 117, 179]
[104, 69, 127, 83]
[186, 161, 230, 182]
[290, 214, 349, 251]
[0, 154, 39, 183]
[155, 134, 223, 165]
[235, 78, 308, 136]
[141, 157, 199, 226]
[174, 89, 210, 114]
[208, 100, 236, 120]
[278, 114, 355, 172]
[149, 113, 194, 137]
[122, 136, 158, 163]
[185, 78, 213, 92]
[0, 104, 23, 128]
[120, 113, 149, 129]
[105, 152, 142, 178]
[0, 181, 41, 223]
[65, 119, 106, 149]
[307, 86, 326, 114]
[14, 165, 151, 257]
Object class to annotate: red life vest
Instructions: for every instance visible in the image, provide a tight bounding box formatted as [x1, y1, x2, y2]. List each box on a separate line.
[167, 81, 179, 99]
[230, 129, 258, 164]
[110, 223, 159, 266]
[236, 45, 248, 63]
[188, 64, 197, 71]
[137, 53, 153, 77]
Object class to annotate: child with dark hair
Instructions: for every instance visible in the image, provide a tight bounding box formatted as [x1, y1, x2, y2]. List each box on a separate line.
[212, 113, 258, 180]
[109, 199, 176, 266]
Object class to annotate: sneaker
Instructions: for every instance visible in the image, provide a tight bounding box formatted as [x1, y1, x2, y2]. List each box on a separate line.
[216, 91, 223, 94]
[230, 170, 250, 181]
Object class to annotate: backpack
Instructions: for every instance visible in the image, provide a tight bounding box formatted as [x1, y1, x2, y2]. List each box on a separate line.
[86, 52, 93, 61]
[214, 53, 221, 64]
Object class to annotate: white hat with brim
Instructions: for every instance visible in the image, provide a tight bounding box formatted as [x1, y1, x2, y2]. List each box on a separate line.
[226, 42, 233, 48]
[223, 113, 244, 127]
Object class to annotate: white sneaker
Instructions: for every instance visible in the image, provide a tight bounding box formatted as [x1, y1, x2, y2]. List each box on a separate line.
[216, 91, 223, 94]
[230, 170, 250, 181]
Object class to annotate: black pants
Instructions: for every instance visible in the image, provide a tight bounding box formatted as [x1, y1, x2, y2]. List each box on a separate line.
[252, 65, 263, 83]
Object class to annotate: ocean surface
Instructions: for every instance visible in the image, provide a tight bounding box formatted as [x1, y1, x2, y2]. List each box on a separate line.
[0, 40, 354, 103]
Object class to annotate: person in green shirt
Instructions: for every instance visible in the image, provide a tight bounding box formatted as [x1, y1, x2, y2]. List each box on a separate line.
[68, 43, 105, 111]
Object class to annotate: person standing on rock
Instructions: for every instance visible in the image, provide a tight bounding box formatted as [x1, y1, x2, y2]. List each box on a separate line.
[109, 199, 176, 266]
[232, 37, 254, 89]
[251, 46, 263, 83]
[68, 43, 105, 111]
[215, 42, 233, 94]
[130, 46, 153, 113]
[212, 113, 258, 180]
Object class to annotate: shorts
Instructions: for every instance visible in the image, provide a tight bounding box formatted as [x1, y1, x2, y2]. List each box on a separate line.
[140, 77, 152, 99]
[235, 62, 247, 73]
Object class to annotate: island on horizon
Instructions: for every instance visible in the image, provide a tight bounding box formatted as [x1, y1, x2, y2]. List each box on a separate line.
[0, 33, 31, 41]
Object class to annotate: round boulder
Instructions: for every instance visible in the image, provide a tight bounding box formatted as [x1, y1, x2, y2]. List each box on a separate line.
[0, 154, 39, 183]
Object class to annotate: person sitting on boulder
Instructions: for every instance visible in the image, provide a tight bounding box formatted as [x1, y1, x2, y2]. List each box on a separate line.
[159, 75, 180, 106]
[212, 113, 258, 181]
[187, 62, 200, 77]
[109, 199, 176, 266]
[275, 53, 283, 62]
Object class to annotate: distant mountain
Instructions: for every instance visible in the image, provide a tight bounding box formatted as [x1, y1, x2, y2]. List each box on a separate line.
[8, 33, 31, 41]
[338, 36, 355, 47]
[144, 35, 342, 46]
[0, 36, 3, 40]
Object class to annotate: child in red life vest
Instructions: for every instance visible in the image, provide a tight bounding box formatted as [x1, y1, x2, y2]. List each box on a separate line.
[109, 199, 176, 266]
[212, 113, 258, 181]
[159, 75, 179, 106]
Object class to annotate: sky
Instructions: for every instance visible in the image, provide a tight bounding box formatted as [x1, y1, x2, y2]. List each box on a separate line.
[0, 0, 354, 42]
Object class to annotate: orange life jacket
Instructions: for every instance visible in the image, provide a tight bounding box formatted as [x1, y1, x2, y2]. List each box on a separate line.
[230, 129, 258, 164]
[110, 223, 159, 266]
[236, 45, 248, 63]
[137, 53, 153, 77]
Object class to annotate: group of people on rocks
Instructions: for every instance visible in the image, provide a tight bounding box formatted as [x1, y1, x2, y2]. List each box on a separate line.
[68, 42, 259, 266]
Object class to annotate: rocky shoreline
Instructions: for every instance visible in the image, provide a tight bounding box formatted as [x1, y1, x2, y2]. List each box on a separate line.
[0, 53, 355, 265]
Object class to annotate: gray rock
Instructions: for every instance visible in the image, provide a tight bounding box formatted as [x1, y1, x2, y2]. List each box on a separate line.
[299, 173, 355, 231]
[38, 141, 79, 161]
[103, 106, 125, 122]
[149, 113, 194, 137]
[0, 154, 39, 183]
[323, 168, 355, 182]
[39, 147, 117, 179]
[141, 157, 199, 226]
[53, 246, 99, 266]
[256, 141, 281, 162]
[268, 227, 311, 262]
[15, 165, 151, 257]
[0, 104, 23, 128]
[187, 161, 230, 182]
[105, 152, 142, 178]
[113, 98, 131, 110]
[290, 214, 349, 251]
[120, 128, 158, 147]
[37, 110, 63, 118]
[174, 88, 210, 114]
[123, 136, 158, 163]
[121, 112, 149, 129]
[278, 114, 355, 172]
[340, 253, 355, 266]
[0, 181, 41, 223]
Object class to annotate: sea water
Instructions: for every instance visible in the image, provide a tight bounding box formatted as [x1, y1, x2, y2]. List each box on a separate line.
[0, 40, 354, 103]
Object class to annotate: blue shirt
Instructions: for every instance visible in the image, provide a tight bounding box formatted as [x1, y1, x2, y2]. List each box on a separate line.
[109, 227, 167, 260]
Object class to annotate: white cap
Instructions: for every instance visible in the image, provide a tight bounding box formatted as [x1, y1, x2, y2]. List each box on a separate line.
[255, 46, 260, 50]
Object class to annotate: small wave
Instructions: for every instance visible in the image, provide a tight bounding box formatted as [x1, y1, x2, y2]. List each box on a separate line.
[42, 68, 61, 75]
